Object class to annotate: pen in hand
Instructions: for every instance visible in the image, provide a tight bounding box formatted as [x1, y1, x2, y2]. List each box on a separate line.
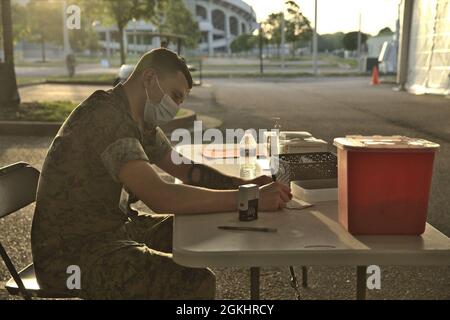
[218, 226, 278, 233]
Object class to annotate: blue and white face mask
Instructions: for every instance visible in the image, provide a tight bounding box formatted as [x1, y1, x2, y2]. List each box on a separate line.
[144, 76, 180, 128]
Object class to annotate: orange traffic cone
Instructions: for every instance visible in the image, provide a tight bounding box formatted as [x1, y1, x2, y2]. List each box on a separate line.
[371, 66, 380, 85]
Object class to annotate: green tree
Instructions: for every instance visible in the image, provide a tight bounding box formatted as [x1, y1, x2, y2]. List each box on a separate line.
[262, 1, 312, 57]
[0, 0, 20, 109]
[343, 31, 368, 51]
[66, 0, 102, 54]
[159, 0, 200, 49]
[12, 2, 28, 43]
[0, 4, 2, 53]
[0, 1, 28, 49]
[69, 27, 101, 54]
[262, 13, 284, 57]
[100, 0, 157, 65]
[25, 0, 62, 62]
[230, 34, 257, 53]
[318, 32, 344, 52]
[285, 0, 312, 56]
[378, 27, 394, 36]
[1, 2, 31, 55]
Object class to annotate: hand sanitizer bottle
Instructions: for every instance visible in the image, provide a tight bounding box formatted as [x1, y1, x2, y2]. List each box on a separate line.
[239, 130, 257, 179]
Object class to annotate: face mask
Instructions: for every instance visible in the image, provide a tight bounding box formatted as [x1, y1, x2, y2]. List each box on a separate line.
[144, 76, 180, 128]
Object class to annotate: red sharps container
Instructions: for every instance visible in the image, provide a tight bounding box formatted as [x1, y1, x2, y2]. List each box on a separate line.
[333, 136, 440, 235]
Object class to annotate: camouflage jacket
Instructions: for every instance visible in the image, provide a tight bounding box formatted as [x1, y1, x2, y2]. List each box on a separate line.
[30, 84, 172, 287]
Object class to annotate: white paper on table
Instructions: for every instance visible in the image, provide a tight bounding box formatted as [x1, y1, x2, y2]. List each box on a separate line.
[286, 198, 314, 210]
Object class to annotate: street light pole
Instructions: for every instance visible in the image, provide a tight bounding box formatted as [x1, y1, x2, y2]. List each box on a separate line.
[313, 0, 318, 75]
[397, 0, 414, 90]
[281, 11, 285, 69]
[259, 26, 264, 74]
[62, 0, 71, 56]
[133, 18, 137, 56]
[357, 12, 362, 73]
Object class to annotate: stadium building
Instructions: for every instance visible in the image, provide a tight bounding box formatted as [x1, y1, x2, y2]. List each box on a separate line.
[94, 0, 258, 56]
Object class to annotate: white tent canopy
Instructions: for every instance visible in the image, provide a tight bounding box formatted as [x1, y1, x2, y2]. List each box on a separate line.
[406, 0, 450, 95]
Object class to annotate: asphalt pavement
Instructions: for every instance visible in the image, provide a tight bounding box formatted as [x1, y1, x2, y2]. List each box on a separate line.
[2, 77, 449, 299]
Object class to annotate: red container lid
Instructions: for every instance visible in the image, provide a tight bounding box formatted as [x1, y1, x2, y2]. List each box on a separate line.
[334, 135, 440, 151]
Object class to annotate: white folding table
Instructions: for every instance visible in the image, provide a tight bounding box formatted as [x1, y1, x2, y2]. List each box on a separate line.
[173, 144, 450, 299]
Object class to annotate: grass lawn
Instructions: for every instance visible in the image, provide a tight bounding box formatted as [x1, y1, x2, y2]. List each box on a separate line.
[0, 101, 77, 122]
[17, 76, 47, 86]
[194, 63, 339, 70]
[14, 60, 66, 67]
[16, 69, 364, 88]
[16, 74, 116, 87]
[323, 55, 359, 68]
[46, 73, 116, 84]
[0, 101, 189, 122]
[14, 54, 358, 86]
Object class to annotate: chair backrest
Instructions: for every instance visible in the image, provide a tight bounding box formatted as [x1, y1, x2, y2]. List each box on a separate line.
[0, 162, 40, 219]
[0, 162, 40, 300]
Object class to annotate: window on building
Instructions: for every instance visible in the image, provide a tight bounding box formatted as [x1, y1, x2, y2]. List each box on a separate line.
[200, 31, 208, 44]
[241, 23, 247, 34]
[143, 35, 153, 45]
[196, 5, 207, 20]
[212, 9, 225, 31]
[111, 31, 120, 43]
[230, 16, 238, 36]
[215, 46, 227, 53]
[98, 32, 106, 41]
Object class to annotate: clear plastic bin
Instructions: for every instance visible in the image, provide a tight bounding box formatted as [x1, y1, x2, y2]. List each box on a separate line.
[291, 179, 338, 203]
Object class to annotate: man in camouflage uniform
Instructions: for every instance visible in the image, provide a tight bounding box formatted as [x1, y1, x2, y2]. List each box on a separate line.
[31, 48, 290, 299]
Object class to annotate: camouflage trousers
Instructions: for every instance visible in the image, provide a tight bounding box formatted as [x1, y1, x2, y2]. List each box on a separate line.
[77, 214, 216, 300]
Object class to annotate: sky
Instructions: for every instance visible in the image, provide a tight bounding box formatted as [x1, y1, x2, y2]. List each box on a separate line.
[243, 0, 400, 36]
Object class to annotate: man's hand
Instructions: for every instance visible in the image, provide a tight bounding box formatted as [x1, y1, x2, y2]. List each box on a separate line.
[157, 149, 276, 191]
[259, 182, 292, 211]
[236, 175, 274, 187]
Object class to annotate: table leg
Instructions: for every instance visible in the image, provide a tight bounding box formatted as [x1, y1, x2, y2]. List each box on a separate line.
[356, 266, 367, 300]
[250, 267, 260, 300]
[302, 266, 308, 288]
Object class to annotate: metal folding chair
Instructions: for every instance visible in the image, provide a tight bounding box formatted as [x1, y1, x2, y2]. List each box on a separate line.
[0, 162, 79, 299]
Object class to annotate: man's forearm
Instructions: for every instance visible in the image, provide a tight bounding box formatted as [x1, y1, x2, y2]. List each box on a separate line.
[155, 151, 239, 190]
[186, 163, 238, 190]
[149, 182, 238, 215]
[120, 160, 238, 215]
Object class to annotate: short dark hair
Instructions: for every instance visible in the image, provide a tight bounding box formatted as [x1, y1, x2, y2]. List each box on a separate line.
[133, 48, 193, 89]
